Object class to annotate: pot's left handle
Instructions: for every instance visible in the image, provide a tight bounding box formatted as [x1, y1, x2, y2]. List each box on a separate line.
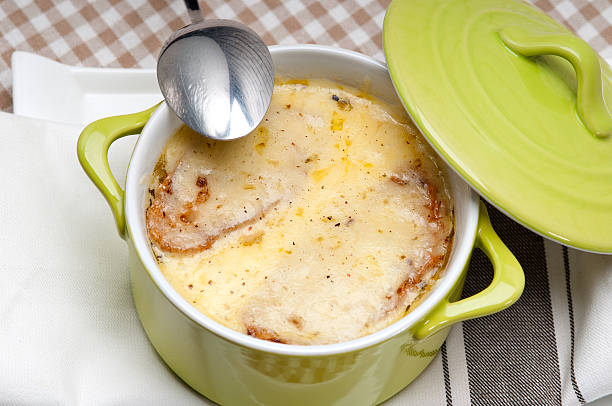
[413, 202, 524, 340]
[77, 104, 161, 239]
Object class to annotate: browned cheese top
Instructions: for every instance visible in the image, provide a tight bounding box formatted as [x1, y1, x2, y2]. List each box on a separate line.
[146, 79, 453, 345]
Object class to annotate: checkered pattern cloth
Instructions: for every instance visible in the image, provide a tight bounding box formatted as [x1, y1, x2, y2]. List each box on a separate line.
[0, 0, 611, 112]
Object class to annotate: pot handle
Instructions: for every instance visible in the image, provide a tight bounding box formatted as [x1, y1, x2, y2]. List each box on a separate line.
[413, 202, 524, 340]
[77, 104, 160, 239]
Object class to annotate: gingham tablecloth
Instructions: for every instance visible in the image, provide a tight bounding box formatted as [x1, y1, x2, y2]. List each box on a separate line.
[1, 0, 612, 112]
[1, 1, 612, 406]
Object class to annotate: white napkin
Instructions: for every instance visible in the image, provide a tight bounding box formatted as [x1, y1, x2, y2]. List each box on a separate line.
[0, 112, 610, 405]
[0, 113, 205, 405]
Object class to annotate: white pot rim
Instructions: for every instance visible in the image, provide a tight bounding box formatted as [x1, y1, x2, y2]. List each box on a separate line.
[125, 44, 479, 356]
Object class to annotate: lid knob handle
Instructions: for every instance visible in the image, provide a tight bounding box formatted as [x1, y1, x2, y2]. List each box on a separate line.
[500, 26, 612, 138]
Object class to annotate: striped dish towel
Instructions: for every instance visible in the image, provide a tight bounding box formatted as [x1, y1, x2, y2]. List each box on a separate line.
[388, 204, 612, 406]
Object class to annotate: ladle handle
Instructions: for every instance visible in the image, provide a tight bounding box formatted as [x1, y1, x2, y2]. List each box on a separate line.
[184, 0, 204, 24]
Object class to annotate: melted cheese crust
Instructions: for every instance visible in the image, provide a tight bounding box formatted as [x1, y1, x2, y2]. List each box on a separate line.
[146, 80, 453, 345]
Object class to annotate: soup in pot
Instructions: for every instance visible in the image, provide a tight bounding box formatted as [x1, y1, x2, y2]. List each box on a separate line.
[145, 79, 454, 345]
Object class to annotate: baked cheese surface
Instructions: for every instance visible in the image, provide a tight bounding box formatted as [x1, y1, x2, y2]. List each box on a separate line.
[146, 80, 453, 345]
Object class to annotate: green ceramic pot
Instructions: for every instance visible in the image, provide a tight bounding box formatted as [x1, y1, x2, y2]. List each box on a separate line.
[77, 45, 524, 405]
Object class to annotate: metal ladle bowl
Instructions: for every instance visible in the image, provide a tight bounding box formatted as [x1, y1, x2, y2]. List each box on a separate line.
[157, 0, 274, 140]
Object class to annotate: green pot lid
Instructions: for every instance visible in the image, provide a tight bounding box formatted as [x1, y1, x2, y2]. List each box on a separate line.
[383, 0, 612, 254]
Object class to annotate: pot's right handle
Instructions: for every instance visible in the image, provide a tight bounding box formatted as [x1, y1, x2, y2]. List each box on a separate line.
[77, 104, 160, 239]
[413, 202, 524, 340]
